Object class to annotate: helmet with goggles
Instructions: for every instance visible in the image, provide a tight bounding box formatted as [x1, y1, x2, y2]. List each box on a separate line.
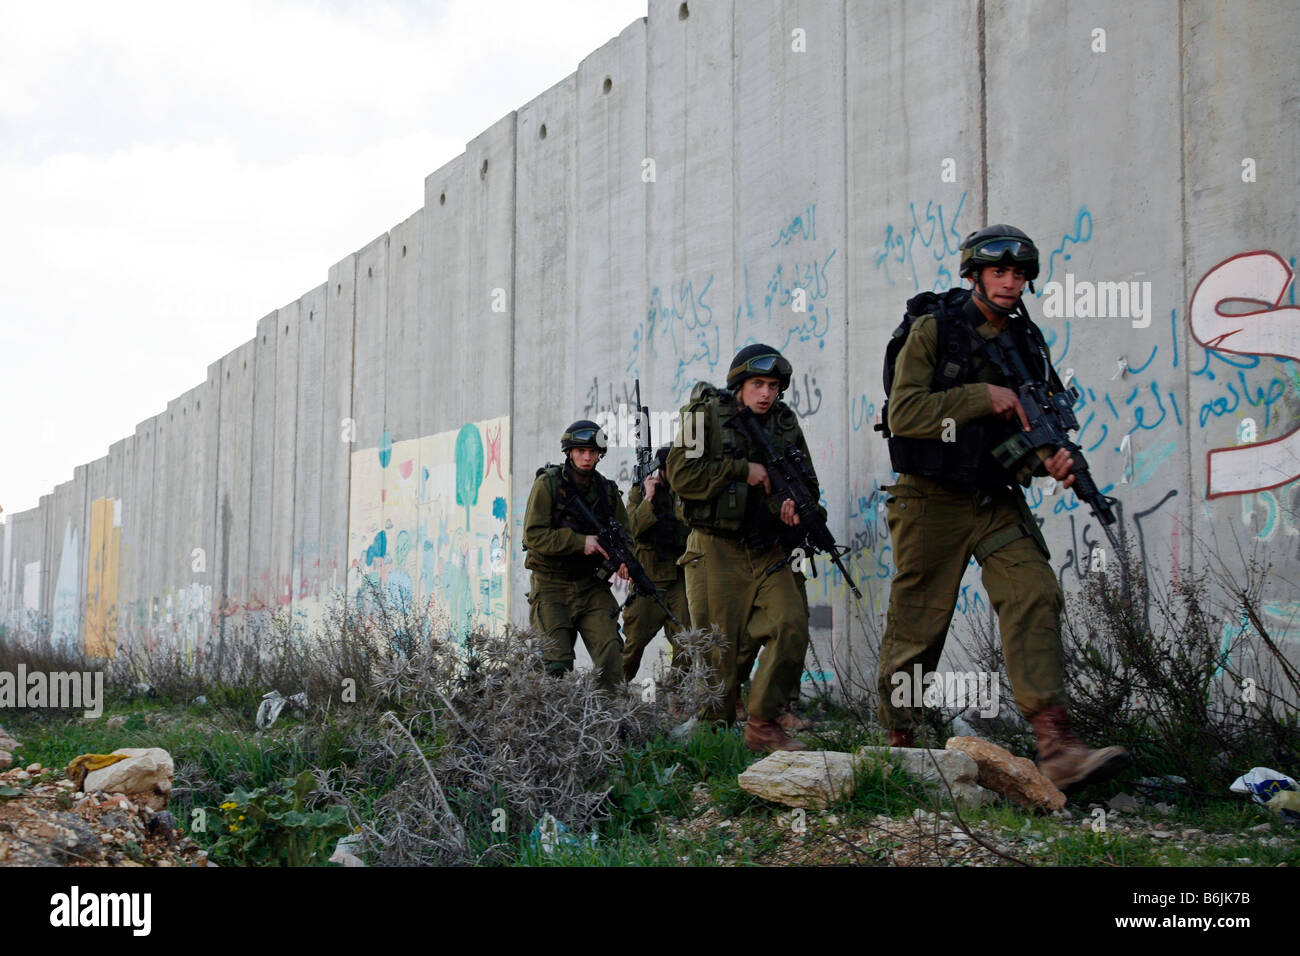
[726, 344, 793, 392]
[959, 224, 1040, 289]
[560, 420, 608, 455]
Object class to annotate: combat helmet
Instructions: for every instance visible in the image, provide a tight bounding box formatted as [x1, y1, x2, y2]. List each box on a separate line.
[726, 344, 793, 392]
[560, 419, 608, 456]
[959, 224, 1040, 306]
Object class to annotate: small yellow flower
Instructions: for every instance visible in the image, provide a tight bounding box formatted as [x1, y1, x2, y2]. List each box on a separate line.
[229, 823, 240, 832]
[220, 801, 237, 811]
[238, 815, 245, 821]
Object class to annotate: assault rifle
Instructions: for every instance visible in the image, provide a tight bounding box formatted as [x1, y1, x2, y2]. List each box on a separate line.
[978, 320, 1124, 554]
[732, 407, 863, 600]
[556, 474, 682, 627]
[631, 379, 657, 488]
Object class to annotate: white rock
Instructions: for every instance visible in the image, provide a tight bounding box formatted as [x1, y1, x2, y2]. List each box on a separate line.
[738, 751, 859, 809]
[859, 745, 999, 809]
[82, 748, 174, 811]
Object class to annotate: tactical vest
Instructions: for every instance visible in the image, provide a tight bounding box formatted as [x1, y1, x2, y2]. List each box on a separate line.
[676, 383, 802, 534]
[881, 290, 1055, 492]
[536, 463, 618, 532]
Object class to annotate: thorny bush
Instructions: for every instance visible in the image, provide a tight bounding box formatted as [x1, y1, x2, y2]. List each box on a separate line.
[957, 540, 1299, 800]
[311, 598, 724, 866]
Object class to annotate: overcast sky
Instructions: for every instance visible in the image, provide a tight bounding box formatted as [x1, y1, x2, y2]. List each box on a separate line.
[0, 0, 648, 517]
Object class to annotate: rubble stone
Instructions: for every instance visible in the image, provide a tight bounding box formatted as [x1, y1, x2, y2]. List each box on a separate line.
[858, 746, 998, 809]
[82, 748, 173, 811]
[945, 736, 1066, 812]
[738, 751, 859, 809]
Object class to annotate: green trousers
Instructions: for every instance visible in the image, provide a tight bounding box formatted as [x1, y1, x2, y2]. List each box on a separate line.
[876, 474, 1066, 729]
[621, 572, 690, 682]
[736, 571, 808, 705]
[680, 530, 809, 723]
[528, 575, 625, 696]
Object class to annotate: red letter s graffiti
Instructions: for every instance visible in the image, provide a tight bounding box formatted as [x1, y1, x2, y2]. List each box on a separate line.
[1189, 250, 1300, 498]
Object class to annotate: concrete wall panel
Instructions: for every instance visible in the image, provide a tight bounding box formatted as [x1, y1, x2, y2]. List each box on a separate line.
[733, 0, 848, 682]
[48, 481, 77, 652]
[291, 284, 327, 628]
[386, 213, 422, 445]
[845, 0, 984, 681]
[214, 340, 256, 637]
[575, 20, 649, 494]
[321, 256, 357, 603]
[128, 418, 158, 644]
[514, 78, 574, 625]
[988, 0, 1190, 624]
[271, 300, 300, 615]
[247, 312, 279, 624]
[421, 156, 468, 438]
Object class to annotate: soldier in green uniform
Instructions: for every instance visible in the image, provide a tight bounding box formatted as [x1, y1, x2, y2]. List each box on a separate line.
[621, 445, 691, 683]
[877, 224, 1129, 792]
[666, 344, 816, 753]
[522, 420, 629, 696]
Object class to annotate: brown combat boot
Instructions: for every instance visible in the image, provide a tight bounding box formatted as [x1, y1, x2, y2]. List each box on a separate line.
[744, 718, 808, 754]
[1031, 706, 1131, 792]
[887, 728, 915, 749]
[776, 708, 813, 733]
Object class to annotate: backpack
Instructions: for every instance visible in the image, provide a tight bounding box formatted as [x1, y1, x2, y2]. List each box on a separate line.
[875, 287, 974, 440]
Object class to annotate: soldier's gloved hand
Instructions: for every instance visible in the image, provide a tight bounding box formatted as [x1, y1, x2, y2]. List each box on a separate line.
[585, 535, 611, 559]
[779, 498, 800, 526]
[747, 462, 771, 493]
[1043, 448, 1077, 488]
[987, 384, 1031, 431]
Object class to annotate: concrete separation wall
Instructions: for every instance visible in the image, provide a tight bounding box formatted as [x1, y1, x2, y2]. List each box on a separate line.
[2, 0, 1297, 694]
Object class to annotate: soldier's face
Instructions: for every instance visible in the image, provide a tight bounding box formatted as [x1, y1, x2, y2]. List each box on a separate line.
[569, 447, 600, 472]
[740, 376, 781, 414]
[979, 264, 1028, 309]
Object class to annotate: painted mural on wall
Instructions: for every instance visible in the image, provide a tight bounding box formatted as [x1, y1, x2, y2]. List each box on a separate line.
[85, 497, 121, 658]
[347, 417, 511, 636]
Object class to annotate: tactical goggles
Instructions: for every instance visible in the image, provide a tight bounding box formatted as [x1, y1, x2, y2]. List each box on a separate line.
[968, 237, 1038, 265]
[564, 426, 604, 445]
[729, 353, 791, 380]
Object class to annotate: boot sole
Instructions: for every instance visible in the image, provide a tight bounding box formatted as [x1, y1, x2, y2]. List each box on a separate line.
[1057, 751, 1132, 793]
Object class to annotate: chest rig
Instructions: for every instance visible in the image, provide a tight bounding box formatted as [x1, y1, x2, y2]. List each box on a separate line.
[879, 290, 1054, 492]
[676, 383, 801, 533]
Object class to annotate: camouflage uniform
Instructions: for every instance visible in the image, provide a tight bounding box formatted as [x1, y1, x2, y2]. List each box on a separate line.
[666, 385, 816, 724]
[877, 296, 1066, 732]
[522, 461, 629, 695]
[621, 480, 690, 682]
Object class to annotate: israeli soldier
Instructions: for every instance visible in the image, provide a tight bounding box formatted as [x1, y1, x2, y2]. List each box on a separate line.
[522, 420, 629, 696]
[877, 223, 1129, 791]
[666, 344, 815, 753]
[621, 445, 691, 683]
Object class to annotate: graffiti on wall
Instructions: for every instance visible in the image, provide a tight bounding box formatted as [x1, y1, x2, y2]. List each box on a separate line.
[85, 497, 121, 658]
[843, 201, 1299, 651]
[348, 417, 512, 636]
[1189, 250, 1300, 498]
[52, 522, 79, 654]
